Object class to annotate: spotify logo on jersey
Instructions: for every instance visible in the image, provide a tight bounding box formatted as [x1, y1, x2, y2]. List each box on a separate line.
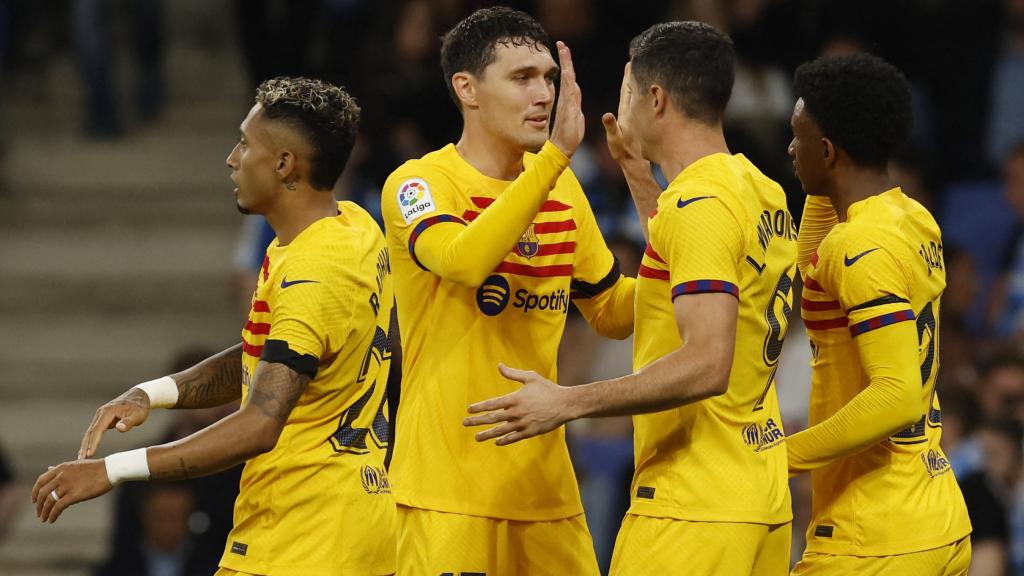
[477, 275, 511, 316]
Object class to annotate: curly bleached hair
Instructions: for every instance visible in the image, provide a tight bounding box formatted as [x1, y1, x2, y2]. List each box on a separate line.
[255, 77, 361, 191]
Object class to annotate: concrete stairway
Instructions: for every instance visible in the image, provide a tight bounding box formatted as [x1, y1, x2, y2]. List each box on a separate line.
[0, 2, 253, 573]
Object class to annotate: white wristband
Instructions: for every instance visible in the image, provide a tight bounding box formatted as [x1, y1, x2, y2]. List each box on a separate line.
[134, 376, 178, 409]
[105, 448, 151, 485]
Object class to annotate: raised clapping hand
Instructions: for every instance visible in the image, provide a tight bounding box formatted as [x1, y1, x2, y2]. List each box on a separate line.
[548, 41, 585, 157]
[463, 364, 574, 446]
[602, 62, 644, 165]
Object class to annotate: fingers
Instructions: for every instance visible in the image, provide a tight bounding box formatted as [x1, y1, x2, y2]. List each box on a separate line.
[617, 62, 632, 120]
[602, 112, 620, 138]
[475, 422, 519, 442]
[464, 408, 512, 427]
[467, 394, 514, 415]
[114, 408, 144, 433]
[497, 363, 536, 383]
[556, 41, 575, 87]
[80, 402, 146, 459]
[495, 431, 528, 446]
[31, 466, 58, 504]
[79, 408, 117, 459]
[555, 42, 581, 113]
[34, 473, 60, 520]
[45, 491, 74, 524]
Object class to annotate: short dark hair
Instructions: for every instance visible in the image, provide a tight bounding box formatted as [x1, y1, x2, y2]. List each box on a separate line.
[628, 22, 735, 125]
[255, 77, 361, 191]
[440, 7, 551, 109]
[793, 54, 912, 168]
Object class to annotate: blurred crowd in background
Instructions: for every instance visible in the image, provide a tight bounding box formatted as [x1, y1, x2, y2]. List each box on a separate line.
[2, 0, 1024, 574]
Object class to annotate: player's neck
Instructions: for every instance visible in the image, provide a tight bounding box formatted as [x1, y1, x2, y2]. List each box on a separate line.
[265, 189, 339, 246]
[828, 167, 893, 222]
[654, 121, 730, 183]
[455, 129, 525, 181]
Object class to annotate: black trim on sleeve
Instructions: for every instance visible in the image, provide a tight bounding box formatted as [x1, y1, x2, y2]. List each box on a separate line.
[384, 304, 402, 471]
[570, 257, 622, 299]
[847, 294, 910, 313]
[261, 339, 320, 379]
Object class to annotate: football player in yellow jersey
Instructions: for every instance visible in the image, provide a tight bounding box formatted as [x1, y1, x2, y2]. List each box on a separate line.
[31, 78, 399, 576]
[466, 22, 795, 575]
[380, 7, 647, 575]
[786, 54, 972, 574]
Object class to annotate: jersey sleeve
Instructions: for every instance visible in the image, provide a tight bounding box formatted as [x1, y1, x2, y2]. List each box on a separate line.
[787, 312, 922, 473]
[789, 229, 923, 473]
[380, 162, 466, 257]
[569, 176, 619, 295]
[564, 176, 635, 338]
[656, 188, 744, 300]
[797, 195, 839, 276]
[381, 142, 571, 288]
[816, 230, 915, 337]
[264, 255, 354, 378]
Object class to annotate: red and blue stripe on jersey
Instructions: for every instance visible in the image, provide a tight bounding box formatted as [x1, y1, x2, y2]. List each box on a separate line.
[639, 243, 739, 299]
[408, 196, 578, 279]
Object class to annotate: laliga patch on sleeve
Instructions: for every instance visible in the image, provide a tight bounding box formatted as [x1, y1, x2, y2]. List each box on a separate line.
[397, 178, 436, 224]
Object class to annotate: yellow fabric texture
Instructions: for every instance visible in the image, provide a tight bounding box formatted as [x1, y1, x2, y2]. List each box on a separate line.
[381, 143, 632, 521]
[396, 506, 599, 576]
[796, 195, 839, 273]
[794, 188, 971, 556]
[630, 153, 797, 524]
[791, 536, 971, 576]
[221, 202, 396, 576]
[610, 514, 792, 576]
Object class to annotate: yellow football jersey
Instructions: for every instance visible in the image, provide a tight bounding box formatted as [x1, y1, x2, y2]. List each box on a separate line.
[630, 153, 795, 524]
[798, 189, 971, 556]
[382, 144, 622, 521]
[220, 202, 397, 576]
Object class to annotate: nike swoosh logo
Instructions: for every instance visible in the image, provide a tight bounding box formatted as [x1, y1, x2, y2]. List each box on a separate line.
[844, 247, 880, 267]
[280, 277, 319, 289]
[677, 195, 716, 209]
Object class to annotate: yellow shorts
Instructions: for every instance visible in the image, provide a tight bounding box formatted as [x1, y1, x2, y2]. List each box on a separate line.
[791, 536, 971, 576]
[396, 505, 600, 575]
[216, 568, 394, 576]
[610, 514, 792, 576]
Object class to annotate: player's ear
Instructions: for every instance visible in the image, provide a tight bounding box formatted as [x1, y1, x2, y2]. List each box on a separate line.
[650, 83, 667, 117]
[452, 72, 477, 110]
[275, 149, 298, 184]
[821, 138, 837, 168]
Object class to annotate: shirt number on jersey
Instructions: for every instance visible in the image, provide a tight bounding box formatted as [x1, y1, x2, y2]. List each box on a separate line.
[891, 300, 941, 444]
[328, 312, 395, 454]
[753, 270, 793, 412]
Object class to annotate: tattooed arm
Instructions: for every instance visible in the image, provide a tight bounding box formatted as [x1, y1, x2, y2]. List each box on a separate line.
[33, 361, 308, 522]
[79, 343, 244, 459]
[147, 360, 308, 480]
[170, 343, 245, 408]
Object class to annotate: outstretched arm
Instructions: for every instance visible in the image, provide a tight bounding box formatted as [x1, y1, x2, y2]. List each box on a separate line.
[78, 343, 244, 460]
[464, 292, 737, 445]
[35, 360, 307, 523]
